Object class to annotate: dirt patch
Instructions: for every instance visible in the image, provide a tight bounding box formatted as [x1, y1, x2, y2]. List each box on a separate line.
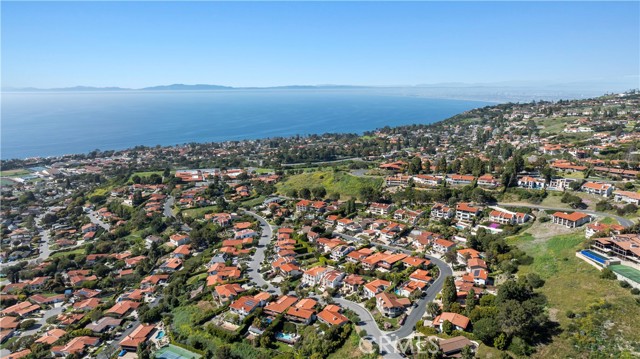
[196, 301, 216, 311]
[525, 213, 580, 242]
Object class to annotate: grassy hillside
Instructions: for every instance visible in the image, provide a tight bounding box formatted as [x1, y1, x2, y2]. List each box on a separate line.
[510, 232, 640, 358]
[276, 170, 383, 200]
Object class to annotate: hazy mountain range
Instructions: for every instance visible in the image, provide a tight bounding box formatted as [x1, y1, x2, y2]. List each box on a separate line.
[3, 80, 638, 103]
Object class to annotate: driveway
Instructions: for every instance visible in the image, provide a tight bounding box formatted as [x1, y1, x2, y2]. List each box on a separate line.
[87, 210, 111, 231]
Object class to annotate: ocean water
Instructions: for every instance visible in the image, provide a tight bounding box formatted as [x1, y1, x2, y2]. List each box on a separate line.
[1, 90, 489, 160]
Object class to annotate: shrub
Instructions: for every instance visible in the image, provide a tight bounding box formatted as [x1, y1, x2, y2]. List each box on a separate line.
[630, 288, 640, 295]
[493, 333, 508, 350]
[619, 281, 631, 289]
[600, 268, 617, 280]
[19, 319, 36, 330]
[508, 336, 533, 356]
[525, 273, 545, 289]
[565, 310, 575, 318]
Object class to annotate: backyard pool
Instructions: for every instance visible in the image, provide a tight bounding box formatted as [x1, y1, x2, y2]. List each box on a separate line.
[156, 330, 165, 339]
[276, 332, 295, 342]
[580, 250, 608, 265]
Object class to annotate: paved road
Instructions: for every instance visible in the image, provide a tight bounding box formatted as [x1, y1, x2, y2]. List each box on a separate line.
[0, 213, 52, 269]
[22, 303, 64, 337]
[244, 211, 278, 294]
[87, 210, 111, 231]
[240, 213, 451, 357]
[332, 232, 453, 355]
[163, 196, 175, 218]
[496, 202, 635, 228]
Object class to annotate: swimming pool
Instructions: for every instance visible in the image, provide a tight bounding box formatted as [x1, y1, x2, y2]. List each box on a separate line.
[276, 332, 295, 342]
[581, 250, 608, 264]
[156, 330, 165, 339]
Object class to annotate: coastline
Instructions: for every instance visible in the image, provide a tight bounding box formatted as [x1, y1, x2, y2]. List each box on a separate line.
[1, 91, 490, 160]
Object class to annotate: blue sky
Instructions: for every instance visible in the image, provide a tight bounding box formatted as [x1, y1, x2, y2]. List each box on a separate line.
[2, 1, 639, 88]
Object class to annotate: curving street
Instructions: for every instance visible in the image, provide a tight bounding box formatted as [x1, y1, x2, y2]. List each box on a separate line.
[243, 212, 453, 357]
[87, 210, 111, 231]
[244, 211, 279, 294]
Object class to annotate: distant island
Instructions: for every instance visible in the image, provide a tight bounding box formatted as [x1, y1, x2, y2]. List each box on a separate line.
[1, 84, 370, 92]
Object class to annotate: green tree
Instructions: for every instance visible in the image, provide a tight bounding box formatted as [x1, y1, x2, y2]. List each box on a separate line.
[493, 333, 508, 350]
[472, 317, 499, 345]
[311, 187, 326, 199]
[299, 188, 311, 199]
[442, 320, 453, 335]
[441, 276, 457, 311]
[465, 289, 477, 314]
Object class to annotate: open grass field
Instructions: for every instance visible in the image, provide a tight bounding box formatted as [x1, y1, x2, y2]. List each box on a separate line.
[327, 327, 367, 359]
[129, 170, 173, 180]
[50, 247, 84, 259]
[89, 187, 110, 197]
[276, 170, 383, 199]
[537, 116, 577, 135]
[511, 232, 640, 357]
[240, 195, 267, 208]
[0, 169, 30, 177]
[180, 205, 221, 218]
[186, 272, 208, 285]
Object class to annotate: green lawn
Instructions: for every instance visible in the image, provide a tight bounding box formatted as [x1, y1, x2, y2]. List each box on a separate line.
[187, 272, 208, 285]
[0, 169, 30, 177]
[276, 170, 383, 199]
[129, 170, 174, 179]
[512, 233, 640, 358]
[537, 116, 577, 134]
[50, 247, 85, 259]
[240, 195, 267, 208]
[180, 205, 221, 218]
[89, 187, 110, 197]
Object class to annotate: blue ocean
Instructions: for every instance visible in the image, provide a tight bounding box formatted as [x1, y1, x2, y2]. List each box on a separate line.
[1, 90, 489, 159]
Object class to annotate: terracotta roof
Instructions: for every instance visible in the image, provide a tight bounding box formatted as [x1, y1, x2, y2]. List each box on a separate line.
[35, 328, 67, 345]
[433, 312, 470, 329]
[364, 279, 391, 294]
[456, 203, 480, 213]
[286, 307, 315, 319]
[214, 283, 245, 298]
[229, 296, 259, 313]
[552, 211, 590, 222]
[295, 298, 318, 310]
[264, 295, 298, 314]
[409, 269, 432, 283]
[304, 266, 328, 276]
[105, 301, 140, 316]
[120, 324, 155, 348]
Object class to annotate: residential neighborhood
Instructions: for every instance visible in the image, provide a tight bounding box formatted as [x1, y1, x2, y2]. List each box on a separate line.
[1, 91, 639, 359]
